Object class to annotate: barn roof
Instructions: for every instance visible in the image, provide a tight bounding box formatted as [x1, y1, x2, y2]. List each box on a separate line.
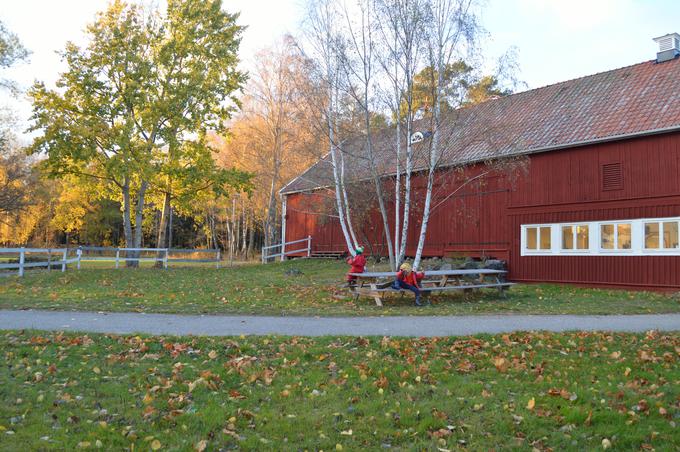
[281, 56, 680, 195]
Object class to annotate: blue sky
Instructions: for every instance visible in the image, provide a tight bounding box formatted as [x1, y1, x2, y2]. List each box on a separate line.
[1, 0, 680, 140]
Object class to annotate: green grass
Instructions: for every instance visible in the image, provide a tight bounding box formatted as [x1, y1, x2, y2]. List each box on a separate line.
[1, 330, 678, 450]
[0, 259, 679, 316]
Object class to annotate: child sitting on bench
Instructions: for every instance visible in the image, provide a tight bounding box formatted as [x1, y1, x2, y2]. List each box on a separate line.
[393, 262, 425, 306]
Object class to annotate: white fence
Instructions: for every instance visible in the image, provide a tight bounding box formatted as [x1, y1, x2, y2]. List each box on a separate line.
[261, 236, 311, 263]
[0, 248, 79, 277]
[78, 247, 221, 268]
[0, 246, 221, 277]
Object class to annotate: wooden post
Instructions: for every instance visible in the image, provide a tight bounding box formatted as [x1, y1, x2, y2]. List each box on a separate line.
[216, 249, 221, 269]
[261, 247, 266, 264]
[61, 248, 68, 272]
[307, 236, 312, 258]
[47, 248, 52, 272]
[77, 248, 82, 270]
[163, 248, 168, 269]
[115, 249, 120, 269]
[280, 194, 287, 262]
[18, 247, 25, 277]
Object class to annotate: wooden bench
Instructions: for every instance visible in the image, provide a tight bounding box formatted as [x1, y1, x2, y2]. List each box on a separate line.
[349, 269, 512, 306]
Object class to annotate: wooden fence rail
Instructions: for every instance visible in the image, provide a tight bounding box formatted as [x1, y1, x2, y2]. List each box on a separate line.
[0, 246, 222, 277]
[261, 236, 311, 263]
[0, 248, 77, 277]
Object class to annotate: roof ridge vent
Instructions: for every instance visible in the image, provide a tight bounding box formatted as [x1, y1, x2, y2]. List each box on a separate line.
[653, 33, 680, 63]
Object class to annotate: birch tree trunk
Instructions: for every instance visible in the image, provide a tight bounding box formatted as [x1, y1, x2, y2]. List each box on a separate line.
[128, 180, 148, 267]
[339, 146, 359, 248]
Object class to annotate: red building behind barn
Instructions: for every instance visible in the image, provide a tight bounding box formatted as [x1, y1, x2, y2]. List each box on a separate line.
[280, 34, 680, 290]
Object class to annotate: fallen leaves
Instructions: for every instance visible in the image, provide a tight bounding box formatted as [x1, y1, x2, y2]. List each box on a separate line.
[2, 330, 679, 451]
[492, 357, 509, 373]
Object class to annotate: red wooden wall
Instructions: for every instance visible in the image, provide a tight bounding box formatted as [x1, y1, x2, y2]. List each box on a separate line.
[284, 131, 680, 288]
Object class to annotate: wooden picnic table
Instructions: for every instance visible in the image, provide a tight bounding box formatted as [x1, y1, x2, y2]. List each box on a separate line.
[349, 269, 513, 306]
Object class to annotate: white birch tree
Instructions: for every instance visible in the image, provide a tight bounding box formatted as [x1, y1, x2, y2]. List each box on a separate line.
[339, 0, 397, 269]
[375, 0, 427, 266]
[412, 0, 481, 269]
[303, 0, 359, 256]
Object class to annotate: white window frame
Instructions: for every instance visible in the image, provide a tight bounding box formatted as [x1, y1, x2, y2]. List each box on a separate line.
[521, 216, 680, 256]
[521, 224, 553, 255]
[598, 221, 633, 253]
[559, 223, 592, 254]
[642, 219, 680, 253]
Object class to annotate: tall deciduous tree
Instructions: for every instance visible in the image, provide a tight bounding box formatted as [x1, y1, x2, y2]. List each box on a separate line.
[302, 0, 360, 257]
[412, 0, 482, 269]
[213, 37, 323, 254]
[149, 0, 250, 256]
[29, 0, 249, 263]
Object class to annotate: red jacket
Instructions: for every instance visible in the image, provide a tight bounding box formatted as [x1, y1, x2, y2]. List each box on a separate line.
[396, 270, 425, 288]
[346, 254, 366, 274]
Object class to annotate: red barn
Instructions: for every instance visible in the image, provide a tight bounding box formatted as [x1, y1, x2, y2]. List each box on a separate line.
[280, 34, 680, 290]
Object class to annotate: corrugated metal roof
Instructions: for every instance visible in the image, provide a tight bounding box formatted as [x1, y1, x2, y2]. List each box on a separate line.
[281, 57, 680, 195]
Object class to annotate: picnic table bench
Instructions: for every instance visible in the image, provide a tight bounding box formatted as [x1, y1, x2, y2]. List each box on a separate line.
[349, 269, 514, 306]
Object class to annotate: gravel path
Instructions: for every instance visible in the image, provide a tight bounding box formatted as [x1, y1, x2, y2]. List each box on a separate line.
[1, 310, 679, 337]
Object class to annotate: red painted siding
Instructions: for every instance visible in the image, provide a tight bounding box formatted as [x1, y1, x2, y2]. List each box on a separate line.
[284, 132, 680, 289]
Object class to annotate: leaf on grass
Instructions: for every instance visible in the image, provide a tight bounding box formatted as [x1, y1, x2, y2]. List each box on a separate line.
[585, 410, 593, 426]
[492, 357, 509, 373]
[527, 398, 535, 410]
[429, 428, 451, 438]
[195, 440, 208, 451]
[151, 439, 162, 450]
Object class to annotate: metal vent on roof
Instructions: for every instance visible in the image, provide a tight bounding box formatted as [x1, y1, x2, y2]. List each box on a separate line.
[653, 33, 680, 63]
[602, 162, 623, 191]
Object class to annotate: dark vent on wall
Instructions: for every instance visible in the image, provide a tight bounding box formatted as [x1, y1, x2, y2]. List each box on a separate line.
[602, 162, 623, 191]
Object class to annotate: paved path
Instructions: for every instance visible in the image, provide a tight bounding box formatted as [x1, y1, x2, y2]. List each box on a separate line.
[1, 310, 679, 337]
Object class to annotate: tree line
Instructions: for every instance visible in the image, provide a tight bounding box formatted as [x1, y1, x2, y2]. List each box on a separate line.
[1, 0, 525, 266]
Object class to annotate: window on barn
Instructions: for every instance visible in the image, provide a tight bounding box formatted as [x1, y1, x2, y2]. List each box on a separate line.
[522, 217, 680, 256]
[561, 225, 589, 250]
[644, 221, 679, 250]
[525, 226, 551, 251]
[600, 223, 632, 250]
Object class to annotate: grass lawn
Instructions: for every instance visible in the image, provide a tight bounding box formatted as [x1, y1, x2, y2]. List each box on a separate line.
[0, 259, 679, 316]
[1, 330, 678, 450]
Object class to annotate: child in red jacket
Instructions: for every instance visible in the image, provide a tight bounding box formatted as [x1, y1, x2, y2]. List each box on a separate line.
[346, 247, 366, 287]
[393, 262, 425, 306]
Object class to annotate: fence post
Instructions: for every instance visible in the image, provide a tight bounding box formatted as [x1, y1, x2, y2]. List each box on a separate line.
[18, 247, 25, 277]
[216, 249, 221, 269]
[77, 248, 82, 270]
[61, 248, 68, 272]
[47, 248, 52, 272]
[115, 249, 120, 269]
[307, 236, 312, 258]
[163, 248, 168, 269]
[261, 247, 266, 264]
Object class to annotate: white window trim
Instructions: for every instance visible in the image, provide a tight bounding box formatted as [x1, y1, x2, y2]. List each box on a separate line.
[520, 216, 680, 256]
[559, 223, 592, 254]
[642, 219, 680, 253]
[598, 221, 634, 253]
[521, 224, 553, 255]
